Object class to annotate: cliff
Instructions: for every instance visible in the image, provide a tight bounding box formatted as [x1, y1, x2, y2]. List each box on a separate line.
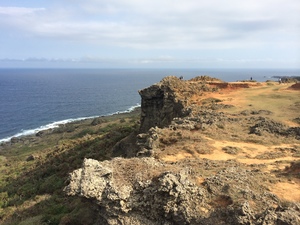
[138, 76, 222, 131]
[65, 76, 300, 225]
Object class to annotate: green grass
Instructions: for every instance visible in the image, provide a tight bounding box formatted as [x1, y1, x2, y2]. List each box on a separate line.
[0, 112, 140, 224]
[222, 86, 300, 126]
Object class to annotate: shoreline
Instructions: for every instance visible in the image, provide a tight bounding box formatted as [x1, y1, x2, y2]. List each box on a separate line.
[0, 105, 141, 145]
[1, 75, 299, 224]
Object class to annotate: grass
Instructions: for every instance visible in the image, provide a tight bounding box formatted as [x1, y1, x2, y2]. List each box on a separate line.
[0, 82, 299, 224]
[221, 84, 300, 126]
[0, 111, 140, 224]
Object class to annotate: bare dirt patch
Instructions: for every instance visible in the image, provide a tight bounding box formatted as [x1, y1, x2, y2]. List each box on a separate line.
[156, 80, 300, 206]
[289, 83, 300, 90]
[270, 181, 300, 202]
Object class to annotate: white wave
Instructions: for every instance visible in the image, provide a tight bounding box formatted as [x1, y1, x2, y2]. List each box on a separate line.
[0, 117, 92, 144]
[112, 103, 141, 115]
[127, 103, 141, 112]
[0, 104, 141, 144]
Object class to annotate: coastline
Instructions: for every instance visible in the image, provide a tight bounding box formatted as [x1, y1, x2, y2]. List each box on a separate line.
[0, 105, 141, 145]
[1, 76, 299, 224]
[1, 68, 299, 146]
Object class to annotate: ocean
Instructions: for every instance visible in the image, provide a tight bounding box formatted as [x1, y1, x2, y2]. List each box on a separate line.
[0, 68, 299, 143]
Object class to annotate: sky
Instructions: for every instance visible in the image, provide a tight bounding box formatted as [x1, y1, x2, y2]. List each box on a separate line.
[0, 0, 299, 68]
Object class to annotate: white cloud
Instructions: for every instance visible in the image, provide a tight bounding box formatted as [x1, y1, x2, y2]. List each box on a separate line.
[0, 1, 299, 68]
[0, 6, 45, 16]
[1, 1, 299, 50]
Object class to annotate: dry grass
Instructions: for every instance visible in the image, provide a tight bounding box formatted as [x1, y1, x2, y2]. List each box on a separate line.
[155, 81, 300, 203]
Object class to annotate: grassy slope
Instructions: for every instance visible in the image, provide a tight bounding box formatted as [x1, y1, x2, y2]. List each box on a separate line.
[0, 111, 140, 225]
[0, 81, 299, 224]
[219, 83, 300, 126]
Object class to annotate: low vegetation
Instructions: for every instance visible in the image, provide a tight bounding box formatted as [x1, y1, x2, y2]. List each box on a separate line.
[0, 111, 140, 224]
[1, 78, 299, 224]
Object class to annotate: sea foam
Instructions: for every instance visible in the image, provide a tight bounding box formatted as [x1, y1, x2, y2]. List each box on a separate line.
[0, 104, 140, 144]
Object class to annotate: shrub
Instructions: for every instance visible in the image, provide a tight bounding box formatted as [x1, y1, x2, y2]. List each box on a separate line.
[39, 175, 64, 194]
[53, 124, 76, 133]
[0, 192, 8, 208]
[91, 117, 106, 126]
[72, 129, 95, 138]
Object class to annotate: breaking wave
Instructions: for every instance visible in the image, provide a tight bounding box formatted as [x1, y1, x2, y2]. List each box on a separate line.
[0, 104, 140, 144]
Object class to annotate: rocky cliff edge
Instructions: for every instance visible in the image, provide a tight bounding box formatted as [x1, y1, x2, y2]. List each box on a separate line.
[65, 76, 300, 225]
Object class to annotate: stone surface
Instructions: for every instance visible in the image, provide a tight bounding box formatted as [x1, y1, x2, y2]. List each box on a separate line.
[139, 76, 189, 132]
[65, 76, 300, 225]
[65, 158, 300, 225]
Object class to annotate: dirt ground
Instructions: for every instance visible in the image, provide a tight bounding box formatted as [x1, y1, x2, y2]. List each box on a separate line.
[156, 81, 300, 203]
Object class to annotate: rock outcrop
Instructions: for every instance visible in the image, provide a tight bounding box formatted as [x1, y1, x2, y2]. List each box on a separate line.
[65, 158, 207, 224]
[138, 76, 189, 132]
[65, 76, 300, 225]
[65, 158, 300, 225]
[138, 76, 223, 132]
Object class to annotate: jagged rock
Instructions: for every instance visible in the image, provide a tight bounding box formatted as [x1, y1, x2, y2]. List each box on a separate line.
[65, 159, 300, 225]
[171, 117, 198, 130]
[275, 207, 300, 225]
[135, 127, 160, 156]
[138, 76, 220, 132]
[65, 76, 300, 225]
[250, 117, 300, 139]
[65, 158, 209, 224]
[139, 76, 190, 132]
[249, 117, 288, 136]
[285, 127, 300, 139]
[10, 137, 21, 144]
[241, 110, 273, 116]
[257, 207, 300, 225]
[189, 75, 222, 82]
[205, 167, 279, 210]
[36, 129, 52, 137]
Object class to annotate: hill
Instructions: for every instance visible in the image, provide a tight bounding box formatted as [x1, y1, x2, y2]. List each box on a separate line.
[1, 76, 299, 224]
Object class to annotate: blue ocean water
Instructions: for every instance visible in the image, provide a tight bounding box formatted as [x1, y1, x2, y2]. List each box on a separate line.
[0, 68, 299, 142]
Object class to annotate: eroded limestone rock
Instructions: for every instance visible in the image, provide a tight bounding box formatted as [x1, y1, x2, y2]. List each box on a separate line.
[139, 76, 190, 132]
[65, 158, 209, 224]
[65, 158, 300, 225]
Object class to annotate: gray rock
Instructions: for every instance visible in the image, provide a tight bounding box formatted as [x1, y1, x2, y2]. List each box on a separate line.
[65, 158, 209, 224]
[139, 77, 187, 132]
[26, 155, 35, 161]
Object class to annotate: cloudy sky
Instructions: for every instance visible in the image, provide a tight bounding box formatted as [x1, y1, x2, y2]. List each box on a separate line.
[0, 0, 299, 68]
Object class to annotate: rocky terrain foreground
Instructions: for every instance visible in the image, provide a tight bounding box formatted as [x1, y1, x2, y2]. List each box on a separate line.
[65, 76, 300, 225]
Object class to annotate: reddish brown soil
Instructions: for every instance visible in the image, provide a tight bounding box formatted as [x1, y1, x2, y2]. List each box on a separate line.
[289, 83, 300, 90]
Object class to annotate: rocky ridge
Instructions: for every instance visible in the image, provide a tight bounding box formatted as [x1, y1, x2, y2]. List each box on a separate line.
[65, 76, 300, 225]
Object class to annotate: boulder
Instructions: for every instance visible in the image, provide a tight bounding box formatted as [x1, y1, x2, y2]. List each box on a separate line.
[65, 159, 300, 225]
[65, 158, 208, 224]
